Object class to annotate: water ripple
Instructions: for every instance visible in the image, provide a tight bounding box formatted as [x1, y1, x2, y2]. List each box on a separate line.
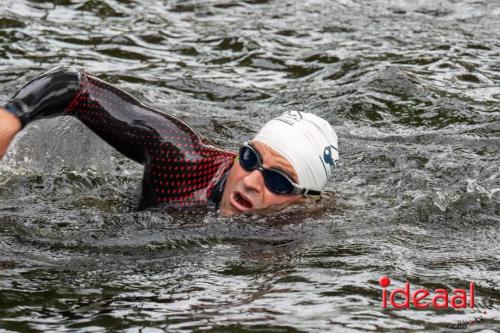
[1, 0, 499, 331]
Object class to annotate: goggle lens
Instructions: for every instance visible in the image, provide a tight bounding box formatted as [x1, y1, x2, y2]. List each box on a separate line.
[239, 145, 259, 171]
[265, 169, 295, 194]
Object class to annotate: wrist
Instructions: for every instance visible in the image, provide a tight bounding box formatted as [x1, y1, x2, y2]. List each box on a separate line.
[0, 107, 22, 133]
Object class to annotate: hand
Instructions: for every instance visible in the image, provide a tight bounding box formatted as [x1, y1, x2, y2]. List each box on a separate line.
[0, 107, 22, 160]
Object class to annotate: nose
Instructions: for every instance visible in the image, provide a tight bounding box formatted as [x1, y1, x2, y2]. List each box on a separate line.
[242, 168, 265, 193]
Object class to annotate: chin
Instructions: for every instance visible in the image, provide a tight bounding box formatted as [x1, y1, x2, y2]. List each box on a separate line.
[219, 205, 242, 217]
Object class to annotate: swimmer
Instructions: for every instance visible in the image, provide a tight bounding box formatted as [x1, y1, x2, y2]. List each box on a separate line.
[0, 67, 338, 216]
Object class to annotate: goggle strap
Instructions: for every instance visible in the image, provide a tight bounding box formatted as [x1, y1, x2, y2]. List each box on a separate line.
[303, 188, 321, 196]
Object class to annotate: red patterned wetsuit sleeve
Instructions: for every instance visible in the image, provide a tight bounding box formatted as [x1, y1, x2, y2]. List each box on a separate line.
[67, 71, 237, 207]
[3, 66, 236, 208]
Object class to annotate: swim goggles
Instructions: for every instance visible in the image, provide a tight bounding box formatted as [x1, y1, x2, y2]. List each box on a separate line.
[238, 142, 321, 196]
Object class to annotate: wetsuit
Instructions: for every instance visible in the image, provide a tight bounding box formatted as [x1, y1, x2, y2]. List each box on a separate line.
[2, 67, 236, 209]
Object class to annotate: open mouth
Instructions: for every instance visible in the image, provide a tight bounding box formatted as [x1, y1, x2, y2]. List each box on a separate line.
[230, 191, 253, 212]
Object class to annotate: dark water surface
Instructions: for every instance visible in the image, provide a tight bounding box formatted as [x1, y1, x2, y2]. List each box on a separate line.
[0, 0, 499, 332]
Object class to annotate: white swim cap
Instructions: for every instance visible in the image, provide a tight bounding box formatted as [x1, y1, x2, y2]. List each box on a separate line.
[252, 111, 339, 191]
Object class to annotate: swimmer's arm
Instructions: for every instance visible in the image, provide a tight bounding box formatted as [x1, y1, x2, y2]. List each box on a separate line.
[1, 67, 174, 164]
[0, 108, 21, 160]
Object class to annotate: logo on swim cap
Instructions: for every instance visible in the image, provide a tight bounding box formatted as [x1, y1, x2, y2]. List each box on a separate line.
[322, 145, 337, 176]
[275, 110, 303, 126]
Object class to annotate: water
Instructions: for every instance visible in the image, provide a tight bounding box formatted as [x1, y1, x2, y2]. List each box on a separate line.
[0, 0, 499, 332]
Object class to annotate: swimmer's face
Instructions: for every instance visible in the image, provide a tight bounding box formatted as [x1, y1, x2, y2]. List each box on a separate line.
[220, 141, 305, 216]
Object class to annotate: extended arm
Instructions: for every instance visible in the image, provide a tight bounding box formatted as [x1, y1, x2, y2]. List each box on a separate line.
[1, 67, 236, 208]
[1, 66, 199, 164]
